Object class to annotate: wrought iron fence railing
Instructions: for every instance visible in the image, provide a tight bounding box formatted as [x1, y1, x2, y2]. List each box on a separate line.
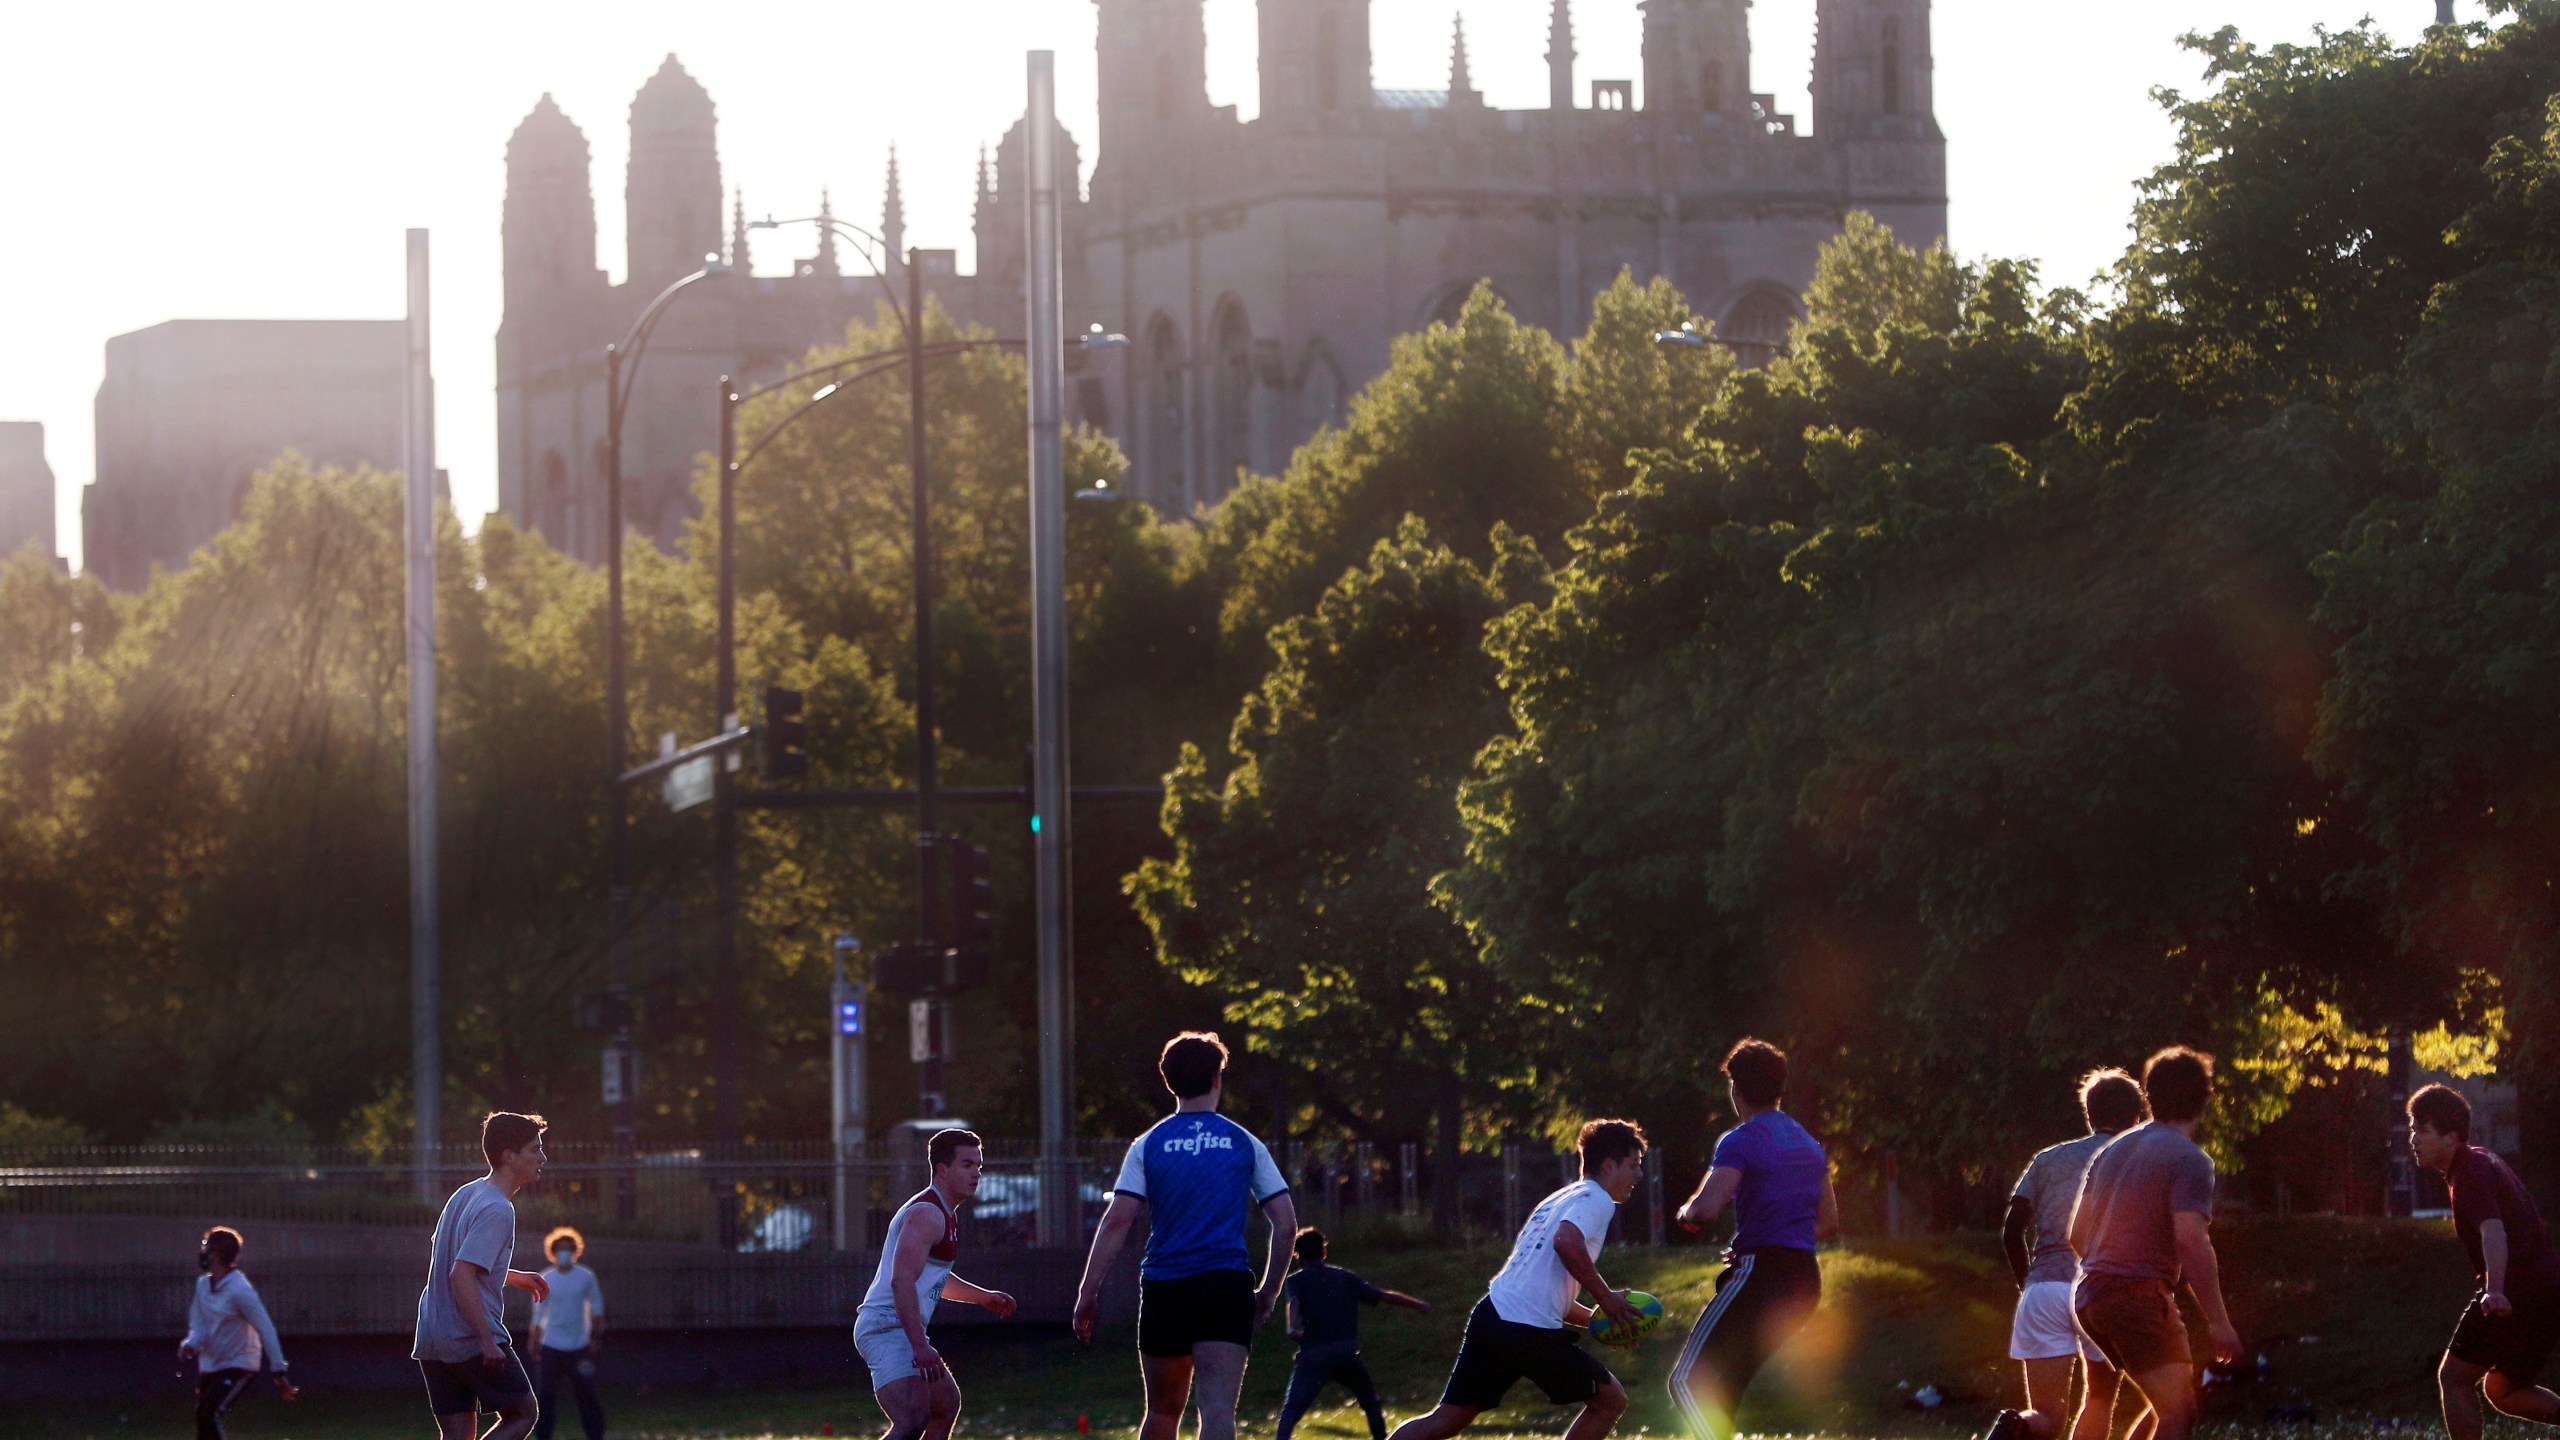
[0, 1136, 1669, 1254]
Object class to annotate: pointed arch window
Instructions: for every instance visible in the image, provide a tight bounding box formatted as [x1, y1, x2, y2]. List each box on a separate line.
[1702, 58, 1725, 112]
[540, 449, 569, 541]
[1157, 52, 1176, 122]
[1881, 17, 1904, 115]
[1212, 300, 1254, 490]
[1143, 315, 1186, 505]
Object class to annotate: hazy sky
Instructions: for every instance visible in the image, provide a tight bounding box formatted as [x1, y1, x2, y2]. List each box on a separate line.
[0, 1, 2460, 572]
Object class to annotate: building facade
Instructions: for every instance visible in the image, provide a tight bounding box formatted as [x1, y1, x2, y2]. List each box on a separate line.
[494, 59, 1051, 564]
[0, 422, 55, 564]
[84, 320, 406, 590]
[496, 0, 1945, 543]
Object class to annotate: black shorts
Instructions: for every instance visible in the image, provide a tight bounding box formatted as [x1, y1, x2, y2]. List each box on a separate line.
[2450, 1289, 2560, 1384]
[420, 1345, 536, 1417]
[1440, 1297, 1616, 1410]
[1139, 1269, 1258, 1358]
[1668, 1246, 1822, 1429]
[2075, 1275, 2189, 1376]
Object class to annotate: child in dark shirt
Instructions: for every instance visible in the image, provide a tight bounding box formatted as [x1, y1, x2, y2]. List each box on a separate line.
[1279, 1227, 1432, 1440]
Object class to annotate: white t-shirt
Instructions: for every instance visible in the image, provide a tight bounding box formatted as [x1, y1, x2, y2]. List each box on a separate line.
[1484, 1178, 1619, 1327]
[185, 1271, 287, 1373]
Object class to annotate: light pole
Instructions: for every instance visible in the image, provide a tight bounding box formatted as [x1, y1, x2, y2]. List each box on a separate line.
[402, 230, 440, 1204]
[1024, 48, 1077, 1250]
[603, 254, 729, 1162]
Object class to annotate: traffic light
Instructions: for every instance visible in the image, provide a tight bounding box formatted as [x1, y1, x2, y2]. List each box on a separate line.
[760, 684, 808, 781]
[942, 836, 994, 966]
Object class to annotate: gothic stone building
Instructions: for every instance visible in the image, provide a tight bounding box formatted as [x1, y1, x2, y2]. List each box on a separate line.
[496, 0, 1944, 551]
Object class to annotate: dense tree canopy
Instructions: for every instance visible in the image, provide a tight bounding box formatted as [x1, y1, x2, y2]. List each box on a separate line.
[7, 9, 2560, 1211]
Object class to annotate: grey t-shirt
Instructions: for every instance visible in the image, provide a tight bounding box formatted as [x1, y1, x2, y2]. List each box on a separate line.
[2069, 1122, 2214, 1284]
[413, 1177, 519, 1362]
[2012, 1130, 2120, 1286]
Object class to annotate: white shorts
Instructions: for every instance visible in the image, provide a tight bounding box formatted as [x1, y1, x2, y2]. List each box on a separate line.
[2010, 1280, 2105, 1363]
[855, 1321, 925, 1391]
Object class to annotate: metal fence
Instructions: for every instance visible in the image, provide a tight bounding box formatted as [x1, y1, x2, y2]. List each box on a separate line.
[0, 1140, 1125, 1253]
[0, 1136, 1668, 1256]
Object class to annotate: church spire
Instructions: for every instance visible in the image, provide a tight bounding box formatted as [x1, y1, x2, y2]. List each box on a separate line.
[1547, 0, 1575, 111]
[882, 144, 907, 264]
[1450, 13, 1481, 106]
[730, 186, 748, 271]
[811, 186, 841, 278]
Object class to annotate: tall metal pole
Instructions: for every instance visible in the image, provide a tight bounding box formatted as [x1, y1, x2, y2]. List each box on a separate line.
[604, 345, 636, 1163]
[403, 229, 442, 1203]
[1025, 51, 1079, 1249]
[909, 250, 946, 1119]
[715, 377, 743, 1154]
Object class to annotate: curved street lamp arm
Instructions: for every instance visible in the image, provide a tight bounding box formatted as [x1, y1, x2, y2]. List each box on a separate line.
[733, 338, 1027, 405]
[751, 214, 909, 336]
[611, 266, 726, 423]
[732, 338, 1046, 470]
[734, 356, 919, 471]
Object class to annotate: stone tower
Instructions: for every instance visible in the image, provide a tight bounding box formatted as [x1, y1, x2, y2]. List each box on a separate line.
[1259, 0, 1373, 116]
[625, 55, 723, 289]
[1643, 0, 1751, 116]
[1813, 0, 1936, 140]
[1095, 0, 1211, 163]
[502, 95, 603, 313]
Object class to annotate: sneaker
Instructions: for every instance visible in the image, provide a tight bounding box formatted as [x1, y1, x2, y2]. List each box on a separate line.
[1983, 1410, 2030, 1440]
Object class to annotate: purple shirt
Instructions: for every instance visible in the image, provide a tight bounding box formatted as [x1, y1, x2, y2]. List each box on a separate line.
[1712, 1110, 1827, 1254]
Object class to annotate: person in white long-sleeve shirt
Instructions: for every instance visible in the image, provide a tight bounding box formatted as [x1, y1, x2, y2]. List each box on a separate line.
[179, 1226, 298, 1440]
[529, 1227, 607, 1440]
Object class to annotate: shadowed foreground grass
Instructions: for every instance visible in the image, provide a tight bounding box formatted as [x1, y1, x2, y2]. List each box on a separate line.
[1, 1220, 2497, 1440]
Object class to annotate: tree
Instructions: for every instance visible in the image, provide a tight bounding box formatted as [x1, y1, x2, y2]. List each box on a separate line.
[2315, 84, 2560, 1186]
[1132, 520, 1545, 1218]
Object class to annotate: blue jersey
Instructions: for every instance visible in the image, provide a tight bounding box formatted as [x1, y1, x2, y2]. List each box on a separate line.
[1712, 1110, 1827, 1254]
[1113, 1111, 1290, 1281]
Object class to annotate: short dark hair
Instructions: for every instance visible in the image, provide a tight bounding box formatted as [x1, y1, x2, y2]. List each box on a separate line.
[1723, 1038, 1788, 1109]
[544, 1226, 585, 1261]
[201, 1226, 243, 1267]
[2141, 1047, 2214, 1124]
[2411, 1084, 2473, 1146]
[481, 1111, 549, 1169]
[929, 1127, 983, 1169]
[1294, 1225, 1328, 1265]
[2080, 1068, 2146, 1133]
[1577, 1118, 1648, 1172]
[1159, 1032, 1230, 1099]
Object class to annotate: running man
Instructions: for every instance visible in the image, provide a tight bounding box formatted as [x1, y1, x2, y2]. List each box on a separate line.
[1074, 1033, 1297, 1440]
[2069, 1048, 2242, 1440]
[855, 1127, 1019, 1440]
[1276, 1225, 1432, 1440]
[1983, 1070, 2146, 1440]
[181, 1225, 298, 1440]
[414, 1112, 555, 1440]
[1385, 1120, 1649, 1440]
[2412, 1083, 2560, 1440]
[1668, 1038, 1840, 1440]
[529, 1227, 606, 1440]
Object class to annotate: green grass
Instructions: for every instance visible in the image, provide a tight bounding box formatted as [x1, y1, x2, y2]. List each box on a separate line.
[1, 1220, 2510, 1440]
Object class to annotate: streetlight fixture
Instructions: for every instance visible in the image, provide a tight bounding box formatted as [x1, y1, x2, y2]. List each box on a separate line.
[603, 252, 730, 1162]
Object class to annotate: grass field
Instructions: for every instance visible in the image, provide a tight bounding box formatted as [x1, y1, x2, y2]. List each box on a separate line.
[4, 1219, 2509, 1440]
